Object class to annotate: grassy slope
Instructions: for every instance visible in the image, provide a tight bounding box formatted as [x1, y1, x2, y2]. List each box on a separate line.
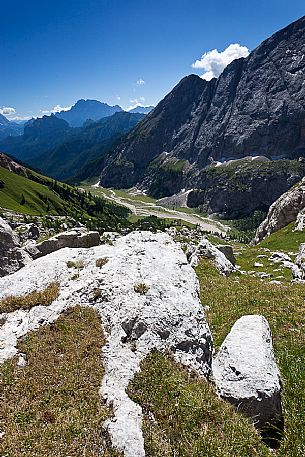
[0, 167, 65, 215]
[0, 166, 131, 231]
[0, 306, 121, 457]
[259, 222, 305, 252]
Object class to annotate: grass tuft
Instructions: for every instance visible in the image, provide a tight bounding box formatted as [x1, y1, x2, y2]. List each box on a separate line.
[134, 283, 150, 295]
[0, 282, 60, 314]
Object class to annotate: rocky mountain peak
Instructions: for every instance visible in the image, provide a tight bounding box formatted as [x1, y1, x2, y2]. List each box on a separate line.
[99, 15, 305, 198]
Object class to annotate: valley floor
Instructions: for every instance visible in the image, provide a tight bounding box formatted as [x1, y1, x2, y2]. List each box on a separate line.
[87, 184, 228, 235]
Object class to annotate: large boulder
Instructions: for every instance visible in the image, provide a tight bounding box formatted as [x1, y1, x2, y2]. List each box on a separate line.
[292, 243, 305, 281]
[33, 229, 100, 258]
[190, 238, 235, 276]
[213, 315, 283, 441]
[254, 177, 305, 244]
[0, 217, 31, 277]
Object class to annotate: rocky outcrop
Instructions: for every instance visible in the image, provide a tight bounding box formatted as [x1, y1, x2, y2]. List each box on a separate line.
[31, 229, 101, 258]
[292, 243, 305, 280]
[190, 238, 235, 276]
[100, 16, 305, 209]
[254, 177, 305, 243]
[0, 152, 27, 176]
[0, 231, 212, 457]
[213, 315, 283, 438]
[0, 217, 31, 277]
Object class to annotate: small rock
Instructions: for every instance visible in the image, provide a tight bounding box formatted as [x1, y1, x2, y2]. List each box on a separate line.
[190, 238, 235, 276]
[254, 262, 264, 267]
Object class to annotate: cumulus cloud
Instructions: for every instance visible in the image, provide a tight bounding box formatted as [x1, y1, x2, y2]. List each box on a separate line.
[51, 104, 71, 113]
[136, 78, 145, 85]
[0, 106, 16, 116]
[192, 43, 249, 80]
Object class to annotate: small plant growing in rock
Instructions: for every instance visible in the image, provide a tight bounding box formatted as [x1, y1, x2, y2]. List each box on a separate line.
[92, 288, 102, 301]
[96, 257, 109, 268]
[66, 260, 84, 269]
[134, 283, 150, 295]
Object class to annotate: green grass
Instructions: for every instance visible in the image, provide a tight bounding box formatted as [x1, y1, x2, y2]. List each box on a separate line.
[0, 306, 121, 457]
[128, 352, 269, 456]
[0, 167, 65, 215]
[260, 222, 305, 253]
[196, 259, 305, 457]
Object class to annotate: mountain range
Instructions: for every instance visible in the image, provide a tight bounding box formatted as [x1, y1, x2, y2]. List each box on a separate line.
[0, 111, 144, 181]
[55, 99, 153, 126]
[1, 16, 305, 219]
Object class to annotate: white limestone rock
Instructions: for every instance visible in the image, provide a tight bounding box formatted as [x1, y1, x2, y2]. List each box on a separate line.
[295, 207, 305, 231]
[0, 231, 212, 457]
[216, 244, 236, 266]
[0, 217, 31, 277]
[292, 243, 305, 280]
[190, 238, 235, 276]
[213, 315, 283, 431]
[254, 177, 305, 244]
[33, 229, 101, 258]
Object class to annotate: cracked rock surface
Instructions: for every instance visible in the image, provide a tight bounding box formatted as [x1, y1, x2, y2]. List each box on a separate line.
[0, 231, 212, 457]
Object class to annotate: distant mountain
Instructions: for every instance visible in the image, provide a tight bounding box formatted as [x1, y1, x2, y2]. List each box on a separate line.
[0, 111, 144, 181]
[0, 114, 72, 161]
[0, 114, 10, 127]
[30, 111, 144, 181]
[55, 99, 123, 127]
[0, 114, 23, 141]
[99, 15, 305, 218]
[128, 106, 154, 114]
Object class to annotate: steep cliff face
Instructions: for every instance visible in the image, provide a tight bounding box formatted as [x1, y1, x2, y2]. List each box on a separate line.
[100, 16, 305, 200]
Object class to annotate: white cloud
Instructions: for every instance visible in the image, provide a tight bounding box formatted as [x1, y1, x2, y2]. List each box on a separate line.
[51, 104, 71, 113]
[136, 78, 145, 85]
[126, 99, 152, 111]
[116, 96, 121, 101]
[192, 43, 249, 80]
[0, 106, 16, 116]
[10, 115, 31, 121]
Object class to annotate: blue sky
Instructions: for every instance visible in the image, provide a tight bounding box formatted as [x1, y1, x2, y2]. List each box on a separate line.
[1, 0, 304, 120]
